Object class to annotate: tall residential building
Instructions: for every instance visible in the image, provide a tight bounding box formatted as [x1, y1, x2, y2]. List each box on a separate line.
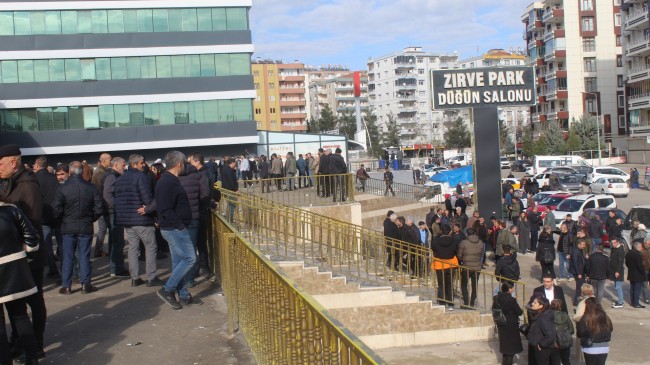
[0, 1, 257, 159]
[522, 0, 625, 152]
[252, 60, 306, 132]
[308, 72, 369, 122]
[622, 0, 650, 161]
[367, 46, 462, 151]
[304, 66, 350, 121]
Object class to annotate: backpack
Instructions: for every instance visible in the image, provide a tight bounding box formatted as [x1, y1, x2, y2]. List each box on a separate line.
[555, 313, 573, 349]
[492, 295, 508, 326]
[541, 244, 554, 264]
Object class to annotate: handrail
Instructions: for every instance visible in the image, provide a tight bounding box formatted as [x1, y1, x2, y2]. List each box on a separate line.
[215, 188, 528, 319]
[212, 214, 386, 364]
[239, 173, 355, 206]
[362, 176, 442, 202]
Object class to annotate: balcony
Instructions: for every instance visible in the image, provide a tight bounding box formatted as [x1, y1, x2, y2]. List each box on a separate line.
[544, 49, 566, 62]
[627, 64, 650, 83]
[279, 99, 306, 107]
[398, 107, 418, 114]
[397, 84, 417, 91]
[544, 67, 566, 81]
[280, 75, 305, 82]
[542, 8, 564, 22]
[630, 122, 650, 135]
[625, 36, 650, 57]
[279, 112, 307, 119]
[279, 87, 305, 94]
[547, 109, 568, 120]
[629, 92, 650, 110]
[400, 128, 417, 136]
[395, 61, 416, 69]
[625, 7, 648, 31]
[399, 118, 417, 124]
[624, 0, 642, 4]
[397, 94, 417, 102]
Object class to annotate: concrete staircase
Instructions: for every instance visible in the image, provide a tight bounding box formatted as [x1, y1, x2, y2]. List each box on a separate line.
[357, 194, 442, 231]
[277, 261, 495, 350]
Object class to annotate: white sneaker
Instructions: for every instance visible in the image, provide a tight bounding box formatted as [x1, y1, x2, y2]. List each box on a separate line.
[567, 277, 574, 282]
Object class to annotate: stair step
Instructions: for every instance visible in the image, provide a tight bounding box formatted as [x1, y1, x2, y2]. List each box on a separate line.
[313, 290, 419, 309]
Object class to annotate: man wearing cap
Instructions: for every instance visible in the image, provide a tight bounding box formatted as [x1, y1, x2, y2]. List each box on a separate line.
[0, 144, 48, 358]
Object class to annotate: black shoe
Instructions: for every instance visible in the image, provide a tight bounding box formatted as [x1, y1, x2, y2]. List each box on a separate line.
[81, 284, 97, 294]
[179, 296, 204, 306]
[157, 288, 182, 309]
[110, 270, 130, 278]
[59, 287, 72, 295]
[131, 278, 145, 287]
[633, 305, 646, 308]
[35, 348, 45, 359]
[146, 278, 164, 287]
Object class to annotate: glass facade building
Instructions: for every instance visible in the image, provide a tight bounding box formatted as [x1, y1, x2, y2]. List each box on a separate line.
[0, 0, 257, 157]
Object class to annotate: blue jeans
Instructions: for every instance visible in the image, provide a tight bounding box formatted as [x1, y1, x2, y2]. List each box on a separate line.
[161, 228, 196, 300]
[42, 224, 59, 275]
[592, 238, 602, 252]
[287, 172, 295, 190]
[307, 170, 314, 187]
[185, 219, 200, 284]
[558, 251, 570, 279]
[613, 281, 624, 304]
[62, 233, 92, 288]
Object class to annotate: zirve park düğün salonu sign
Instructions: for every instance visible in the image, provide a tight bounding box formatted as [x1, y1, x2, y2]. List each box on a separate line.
[431, 67, 535, 109]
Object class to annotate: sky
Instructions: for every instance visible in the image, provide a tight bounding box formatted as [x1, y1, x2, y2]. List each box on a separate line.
[249, 0, 529, 70]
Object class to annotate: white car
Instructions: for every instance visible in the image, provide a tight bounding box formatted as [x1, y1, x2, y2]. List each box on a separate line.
[588, 177, 630, 197]
[533, 172, 553, 187]
[554, 194, 617, 223]
[500, 157, 511, 169]
[585, 166, 630, 184]
[423, 166, 449, 178]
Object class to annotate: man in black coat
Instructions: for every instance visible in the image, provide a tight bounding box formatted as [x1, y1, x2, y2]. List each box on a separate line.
[586, 244, 610, 304]
[383, 211, 399, 269]
[221, 158, 238, 220]
[531, 273, 568, 313]
[52, 161, 103, 294]
[626, 241, 647, 308]
[609, 238, 626, 308]
[329, 148, 347, 202]
[568, 240, 587, 305]
[319, 149, 331, 198]
[33, 156, 61, 279]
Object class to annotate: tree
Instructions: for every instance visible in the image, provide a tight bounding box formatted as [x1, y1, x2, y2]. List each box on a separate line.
[564, 129, 581, 153]
[499, 120, 514, 156]
[571, 114, 604, 151]
[443, 117, 471, 151]
[382, 112, 401, 148]
[337, 111, 357, 140]
[363, 112, 383, 158]
[533, 135, 548, 155]
[318, 105, 337, 132]
[521, 129, 535, 158]
[542, 122, 565, 154]
[307, 117, 319, 133]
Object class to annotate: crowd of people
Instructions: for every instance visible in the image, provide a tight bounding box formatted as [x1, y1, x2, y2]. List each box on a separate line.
[381, 183, 650, 365]
[0, 144, 247, 364]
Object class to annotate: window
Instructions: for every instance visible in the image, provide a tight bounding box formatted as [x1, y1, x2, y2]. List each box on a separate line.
[616, 55, 622, 67]
[619, 115, 625, 128]
[269, 96, 275, 102]
[254, 83, 260, 89]
[418, 69, 424, 74]
[585, 97, 597, 113]
[270, 108, 276, 113]
[584, 77, 598, 92]
[583, 37, 595, 52]
[17, 60, 34, 83]
[617, 75, 624, 87]
[581, 17, 594, 32]
[616, 36, 621, 46]
[255, 108, 261, 114]
[580, 0, 593, 11]
[614, 13, 621, 27]
[419, 91, 426, 96]
[584, 58, 596, 72]
[80, 59, 96, 80]
[418, 80, 424, 85]
[417, 57, 423, 63]
[253, 70, 259, 76]
[618, 95, 625, 107]
[268, 83, 275, 89]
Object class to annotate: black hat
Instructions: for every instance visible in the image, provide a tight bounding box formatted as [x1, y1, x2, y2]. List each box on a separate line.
[387, 210, 395, 217]
[335, 147, 342, 153]
[0, 144, 21, 158]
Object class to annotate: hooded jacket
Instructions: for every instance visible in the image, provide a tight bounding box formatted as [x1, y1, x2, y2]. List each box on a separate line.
[457, 234, 483, 270]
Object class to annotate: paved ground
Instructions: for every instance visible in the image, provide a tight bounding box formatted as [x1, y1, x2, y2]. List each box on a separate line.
[33, 254, 255, 365]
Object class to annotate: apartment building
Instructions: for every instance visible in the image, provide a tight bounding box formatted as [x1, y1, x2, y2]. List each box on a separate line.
[622, 0, 650, 161]
[0, 0, 257, 159]
[458, 49, 531, 139]
[304, 66, 350, 121]
[522, 0, 625, 151]
[252, 60, 307, 132]
[367, 46, 462, 150]
[308, 72, 369, 122]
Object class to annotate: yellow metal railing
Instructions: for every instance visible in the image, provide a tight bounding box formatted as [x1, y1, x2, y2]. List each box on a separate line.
[239, 173, 355, 206]
[215, 188, 527, 316]
[212, 213, 386, 365]
[362, 176, 444, 202]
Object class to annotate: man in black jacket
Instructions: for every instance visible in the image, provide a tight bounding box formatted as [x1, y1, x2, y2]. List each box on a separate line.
[103, 157, 129, 277]
[329, 148, 347, 202]
[52, 161, 103, 295]
[221, 158, 238, 221]
[155, 151, 197, 309]
[530, 273, 568, 314]
[609, 238, 626, 308]
[495, 246, 520, 284]
[626, 241, 647, 308]
[569, 240, 587, 305]
[33, 156, 61, 279]
[319, 149, 332, 198]
[188, 152, 215, 278]
[383, 211, 400, 269]
[586, 245, 609, 304]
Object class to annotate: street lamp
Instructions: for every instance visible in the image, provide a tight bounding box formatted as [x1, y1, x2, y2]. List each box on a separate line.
[582, 92, 602, 166]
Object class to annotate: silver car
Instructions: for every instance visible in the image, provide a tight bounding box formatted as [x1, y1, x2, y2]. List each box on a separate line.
[557, 174, 583, 193]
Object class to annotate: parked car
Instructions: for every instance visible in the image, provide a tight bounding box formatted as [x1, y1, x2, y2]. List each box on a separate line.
[527, 192, 573, 218]
[546, 166, 587, 183]
[500, 156, 511, 169]
[585, 166, 630, 184]
[511, 159, 532, 172]
[501, 178, 521, 190]
[557, 174, 583, 194]
[622, 205, 650, 250]
[554, 194, 617, 224]
[423, 166, 449, 178]
[532, 172, 553, 187]
[531, 190, 563, 206]
[579, 208, 627, 247]
[567, 164, 592, 182]
[588, 177, 629, 197]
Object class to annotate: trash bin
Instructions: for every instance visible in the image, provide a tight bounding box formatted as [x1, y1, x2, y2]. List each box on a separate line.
[392, 159, 399, 170]
[379, 159, 386, 169]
